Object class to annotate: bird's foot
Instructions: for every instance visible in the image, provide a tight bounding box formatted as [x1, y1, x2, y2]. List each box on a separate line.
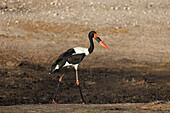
[52, 99, 57, 104]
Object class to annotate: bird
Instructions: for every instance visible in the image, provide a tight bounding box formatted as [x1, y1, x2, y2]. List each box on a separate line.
[49, 31, 109, 104]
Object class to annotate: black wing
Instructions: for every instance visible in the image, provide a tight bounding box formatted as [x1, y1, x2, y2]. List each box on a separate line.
[58, 48, 75, 59]
[49, 48, 75, 74]
[67, 53, 86, 64]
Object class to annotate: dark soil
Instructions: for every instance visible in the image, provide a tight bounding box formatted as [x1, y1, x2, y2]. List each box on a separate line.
[0, 60, 170, 106]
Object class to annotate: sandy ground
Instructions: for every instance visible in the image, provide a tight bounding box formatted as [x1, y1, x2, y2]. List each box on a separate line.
[0, 102, 170, 113]
[0, 0, 170, 112]
[0, 0, 170, 64]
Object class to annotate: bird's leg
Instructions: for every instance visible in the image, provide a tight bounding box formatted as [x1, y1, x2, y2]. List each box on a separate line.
[75, 68, 86, 104]
[52, 74, 65, 104]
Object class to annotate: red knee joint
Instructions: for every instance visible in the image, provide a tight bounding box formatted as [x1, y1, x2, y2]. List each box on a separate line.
[52, 99, 56, 104]
[59, 77, 62, 82]
[76, 81, 79, 85]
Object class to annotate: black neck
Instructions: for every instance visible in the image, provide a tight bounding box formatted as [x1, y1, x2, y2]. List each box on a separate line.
[88, 37, 94, 54]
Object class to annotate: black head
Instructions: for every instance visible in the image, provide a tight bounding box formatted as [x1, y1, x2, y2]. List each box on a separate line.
[88, 31, 109, 49]
[88, 31, 97, 39]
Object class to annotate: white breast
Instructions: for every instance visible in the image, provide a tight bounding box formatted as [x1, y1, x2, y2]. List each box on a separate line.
[73, 47, 89, 56]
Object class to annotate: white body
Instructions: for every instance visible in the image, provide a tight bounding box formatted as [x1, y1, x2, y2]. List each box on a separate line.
[73, 47, 89, 56]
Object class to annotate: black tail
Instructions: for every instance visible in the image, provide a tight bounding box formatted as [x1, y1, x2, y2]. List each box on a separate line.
[49, 69, 59, 75]
[49, 59, 60, 74]
[49, 59, 66, 74]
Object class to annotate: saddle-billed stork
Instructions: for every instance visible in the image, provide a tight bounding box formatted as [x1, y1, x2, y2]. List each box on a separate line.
[49, 31, 109, 104]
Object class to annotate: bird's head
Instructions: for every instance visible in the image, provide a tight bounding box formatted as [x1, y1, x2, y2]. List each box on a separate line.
[89, 31, 109, 49]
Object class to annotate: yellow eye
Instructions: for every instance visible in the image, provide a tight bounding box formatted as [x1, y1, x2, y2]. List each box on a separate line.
[94, 33, 98, 38]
